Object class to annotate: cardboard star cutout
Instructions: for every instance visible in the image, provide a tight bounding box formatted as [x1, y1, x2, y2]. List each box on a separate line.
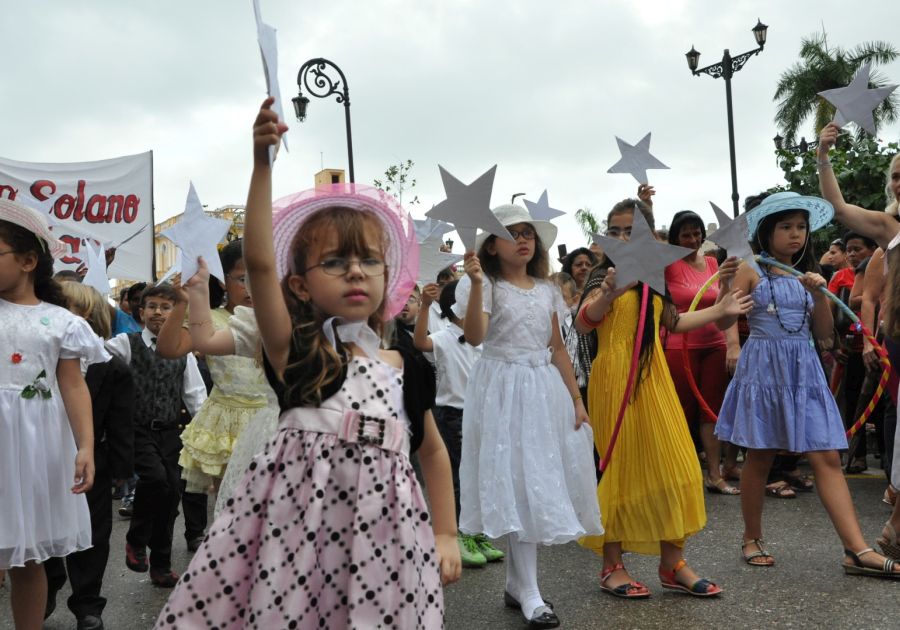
[253, 0, 288, 164]
[160, 182, 231, 284]
[591, 208, 691, 294]
[818, 62, 899, 135]
[523, 190, 565, 221]
[607, 133, 669, 184]
[426, 165, 512, 251]
[414, 217, 455, 243]
[80, 240, 111, 296]
[156, 251, 182, 286]
[417, 235, 463, 285]
[706, 201, 754, 263]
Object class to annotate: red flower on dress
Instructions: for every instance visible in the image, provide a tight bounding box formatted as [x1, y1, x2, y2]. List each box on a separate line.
[11, 353, 22, 364]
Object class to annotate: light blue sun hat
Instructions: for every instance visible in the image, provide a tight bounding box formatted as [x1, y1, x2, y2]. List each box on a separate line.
[745, 191, 834, 240]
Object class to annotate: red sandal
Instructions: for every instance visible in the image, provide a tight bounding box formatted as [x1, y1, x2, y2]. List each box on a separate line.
[599, 563, 651, 599]
[658, 559, 722, 597]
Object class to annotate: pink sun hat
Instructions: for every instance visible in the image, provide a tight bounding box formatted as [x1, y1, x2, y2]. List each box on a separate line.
[0, 197, 68, 258]
[271, 183, 419, 319]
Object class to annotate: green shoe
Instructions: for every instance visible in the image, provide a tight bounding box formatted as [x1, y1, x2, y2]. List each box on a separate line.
[458, 534, 487, 567]
[472, 534, 505, 562]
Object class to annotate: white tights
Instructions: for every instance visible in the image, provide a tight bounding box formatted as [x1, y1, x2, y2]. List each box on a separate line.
[505, 535, 546, 619]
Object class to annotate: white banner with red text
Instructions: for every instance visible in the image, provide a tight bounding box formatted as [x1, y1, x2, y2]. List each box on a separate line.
[0, 151, 153, 281]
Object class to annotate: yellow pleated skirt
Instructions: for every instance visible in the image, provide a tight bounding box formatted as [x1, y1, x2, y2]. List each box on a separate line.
[579, 290, 706, 556]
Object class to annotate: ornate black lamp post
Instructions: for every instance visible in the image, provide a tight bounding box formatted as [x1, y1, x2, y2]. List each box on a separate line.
[293, 58, 355, 183]
[686, 19, 768, 217]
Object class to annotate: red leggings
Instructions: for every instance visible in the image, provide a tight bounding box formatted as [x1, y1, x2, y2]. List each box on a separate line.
[664, 345, 728, 424]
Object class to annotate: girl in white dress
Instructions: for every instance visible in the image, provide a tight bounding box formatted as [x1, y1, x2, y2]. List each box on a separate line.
[0, 199, 108, 628]
[456, 204, 602, 629]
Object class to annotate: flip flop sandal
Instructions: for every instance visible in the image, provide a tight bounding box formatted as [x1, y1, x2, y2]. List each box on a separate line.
[877, 523, 900, 561]
[705, 478, 740, 495]
[765, 482, 796, 499]
[843, 547, 900, 578]
[784, 473, 814, 492]
[741, 539, 775, 567]
[883, 486, 897, 506]
[658, 559, 722, 597]
[599, 563, 651, 599]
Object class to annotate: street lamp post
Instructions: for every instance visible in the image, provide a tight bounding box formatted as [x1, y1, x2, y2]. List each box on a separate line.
[293, 58, 355, 183]
[685, 19, 768, 217]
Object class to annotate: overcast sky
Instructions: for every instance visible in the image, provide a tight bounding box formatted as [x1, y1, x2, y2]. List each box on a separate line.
[3, 0, 899, 259]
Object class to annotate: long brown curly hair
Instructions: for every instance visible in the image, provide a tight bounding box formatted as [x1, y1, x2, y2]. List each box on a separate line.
[280, 207, 387, 406]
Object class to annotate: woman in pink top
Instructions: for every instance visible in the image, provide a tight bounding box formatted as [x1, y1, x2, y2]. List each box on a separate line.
[663, 211, 741, 495]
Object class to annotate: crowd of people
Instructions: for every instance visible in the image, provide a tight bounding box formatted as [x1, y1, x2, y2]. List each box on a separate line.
[2, 105, 900, 629]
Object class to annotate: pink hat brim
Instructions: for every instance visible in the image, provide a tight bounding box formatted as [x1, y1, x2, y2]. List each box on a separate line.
[272, 184, 419, 320]
[0, 198, 68, 258]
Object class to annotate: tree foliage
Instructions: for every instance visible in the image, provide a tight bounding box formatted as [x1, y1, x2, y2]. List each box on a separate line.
[773, 31, 899, 145]
[574, 207, 604, 244]
[771, 137, 900, 251]
[373, 159, 419, 206]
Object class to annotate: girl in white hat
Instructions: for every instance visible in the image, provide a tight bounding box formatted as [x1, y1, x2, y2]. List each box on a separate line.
[0, 199, 108, 628]
[456, 204, 602, 628]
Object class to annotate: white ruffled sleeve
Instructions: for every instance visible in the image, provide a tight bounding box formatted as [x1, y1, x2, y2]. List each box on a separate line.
[60, 315, 110, 366]
[229, 306, 261, 359]
[452, 274, 493, 319]
[547, 281, 570, 324]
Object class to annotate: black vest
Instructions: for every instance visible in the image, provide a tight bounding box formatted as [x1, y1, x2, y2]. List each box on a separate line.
[128, 333, 187, 427]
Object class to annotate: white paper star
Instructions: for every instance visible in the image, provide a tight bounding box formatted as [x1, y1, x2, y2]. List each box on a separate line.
[414, 217, 455, 243]
[425, 165, 513, 251]
[607, 133, 670, 184]
[253, 0, 288, 164]
[156, 251, 182, 286]
[706, 201, 754, 264]
[160, 182, 231, 284]
[818, 62, 899, 136]
[80, 241, 111, 296]
[417, 235, 463, 285]
[523, 190, 565, 221]
[591, 208, 691, 294]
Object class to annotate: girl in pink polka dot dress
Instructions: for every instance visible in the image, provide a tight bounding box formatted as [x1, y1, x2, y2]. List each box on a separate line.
[155, 99, 461, 629]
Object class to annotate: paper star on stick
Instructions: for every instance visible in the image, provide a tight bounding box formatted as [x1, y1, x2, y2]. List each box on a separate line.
[818, 62, 899, 136]
[426, 165, 512, 251]
[706, 201, 754, 264]
[253, 0, 288, 164]
[417, 235, 464, 285]
[523, 190, 565, 221]
[80, 241, 111, 296]
[160, 182, 231, 284]
[591, 208, 691, 294]
[607, 132, 669, 184]
[414, 217, 455, 243]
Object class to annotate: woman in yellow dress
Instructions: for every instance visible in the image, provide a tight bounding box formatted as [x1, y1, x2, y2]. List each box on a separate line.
[576, 199, 750, 598]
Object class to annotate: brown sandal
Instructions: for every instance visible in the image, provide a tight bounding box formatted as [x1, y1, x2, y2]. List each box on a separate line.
[741, 539, 775, 567]
[843, 547, 900, 578]
[765, 481, 796, 499]
[878, 523, 900, 561]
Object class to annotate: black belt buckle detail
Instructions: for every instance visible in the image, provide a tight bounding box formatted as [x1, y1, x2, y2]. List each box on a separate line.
[357, 414, 386, 446]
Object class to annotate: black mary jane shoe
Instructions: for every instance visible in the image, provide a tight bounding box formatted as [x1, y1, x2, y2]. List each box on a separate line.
[526, 605, 560, 629]
[504, 591, 554, 610]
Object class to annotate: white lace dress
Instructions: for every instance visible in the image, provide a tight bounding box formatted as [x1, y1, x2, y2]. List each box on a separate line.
[212, 306, 280, 519]
[454, 276, 602, 544]
[0, 298, 109, 568]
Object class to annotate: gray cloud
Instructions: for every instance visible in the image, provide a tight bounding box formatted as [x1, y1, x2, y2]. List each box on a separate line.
[2, 0, 899, 256]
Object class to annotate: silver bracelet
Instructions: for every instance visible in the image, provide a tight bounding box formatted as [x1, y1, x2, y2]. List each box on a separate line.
[816, 157, 832, 169]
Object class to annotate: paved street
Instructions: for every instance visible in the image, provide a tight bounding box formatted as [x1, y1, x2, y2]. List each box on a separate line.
[4, 471, 898, 629]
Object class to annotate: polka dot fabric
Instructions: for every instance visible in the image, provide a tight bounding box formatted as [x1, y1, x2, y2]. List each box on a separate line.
[155, 358, 444, 629]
